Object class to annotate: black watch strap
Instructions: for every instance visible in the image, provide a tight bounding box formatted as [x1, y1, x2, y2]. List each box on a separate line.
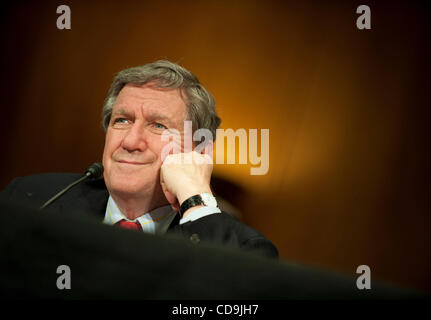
[179, 194, 204, 217]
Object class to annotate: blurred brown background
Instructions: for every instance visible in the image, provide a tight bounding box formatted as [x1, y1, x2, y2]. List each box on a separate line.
[0, 0, 430, 292]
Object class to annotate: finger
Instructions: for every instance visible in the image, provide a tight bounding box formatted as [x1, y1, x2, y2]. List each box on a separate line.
[171, 199, 180, 212]
[192, 151, 213, 165]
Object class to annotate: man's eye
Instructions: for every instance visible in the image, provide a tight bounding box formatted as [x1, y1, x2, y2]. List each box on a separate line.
[153, 123, 167, 129]
[113, 118, 128, 124]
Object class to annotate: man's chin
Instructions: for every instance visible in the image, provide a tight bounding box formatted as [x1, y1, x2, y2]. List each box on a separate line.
[106, 173, 158, 195]
[108, 187, 146, 201]
[106, 181, 169, 210]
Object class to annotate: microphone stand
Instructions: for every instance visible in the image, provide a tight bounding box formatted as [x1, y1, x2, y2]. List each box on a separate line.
[39, 162, 103, 210]
[39, 173, 91, 210]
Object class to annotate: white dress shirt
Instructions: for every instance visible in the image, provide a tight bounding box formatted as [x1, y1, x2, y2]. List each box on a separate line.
[103, 196, 221, 234]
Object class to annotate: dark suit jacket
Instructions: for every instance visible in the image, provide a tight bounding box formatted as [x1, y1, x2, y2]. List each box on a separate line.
[1, 173, 278, 259]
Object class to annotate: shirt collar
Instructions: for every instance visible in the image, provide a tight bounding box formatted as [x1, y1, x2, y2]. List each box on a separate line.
[103, 195, 177, 235]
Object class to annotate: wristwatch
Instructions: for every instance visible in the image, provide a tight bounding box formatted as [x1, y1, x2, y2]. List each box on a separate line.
[179, 192, 218, 217]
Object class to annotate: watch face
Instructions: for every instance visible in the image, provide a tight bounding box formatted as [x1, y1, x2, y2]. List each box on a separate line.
[201, 192, 217, 207]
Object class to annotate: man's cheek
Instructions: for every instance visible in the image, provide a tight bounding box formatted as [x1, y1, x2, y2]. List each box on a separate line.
[157, 140, 174, 162]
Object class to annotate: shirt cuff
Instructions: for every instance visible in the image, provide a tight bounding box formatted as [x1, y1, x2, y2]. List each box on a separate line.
[179, 206, 221, 224]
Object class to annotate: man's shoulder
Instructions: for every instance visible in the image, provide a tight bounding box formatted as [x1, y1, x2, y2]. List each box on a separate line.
[2, 172, 80, 195]
[1, 172, 108, 213]
[10, 172, 83, 186]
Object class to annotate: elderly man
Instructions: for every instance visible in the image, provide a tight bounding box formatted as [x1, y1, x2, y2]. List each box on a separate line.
[1, 60, 278, 259]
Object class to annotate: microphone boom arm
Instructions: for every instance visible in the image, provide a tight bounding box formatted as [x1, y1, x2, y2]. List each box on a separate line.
[39, 162, 103, 210]
[39, 173, 90, 210]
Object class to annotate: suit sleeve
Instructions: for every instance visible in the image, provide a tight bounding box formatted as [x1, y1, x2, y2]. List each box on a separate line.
[171, 212, 279, 259]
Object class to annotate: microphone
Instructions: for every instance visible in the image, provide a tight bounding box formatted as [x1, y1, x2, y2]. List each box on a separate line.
[85, 162, 104, 179]
[39, 162, 104, 210]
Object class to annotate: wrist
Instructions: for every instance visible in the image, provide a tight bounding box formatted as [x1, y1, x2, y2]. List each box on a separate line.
[177, 185, 212, 205]
[178, 189, 218, 219]
[181, 204, 205, 219]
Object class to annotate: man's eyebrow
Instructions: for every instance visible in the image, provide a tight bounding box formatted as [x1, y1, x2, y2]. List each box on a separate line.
[111, 107, 176, 125]
[111, 108, 133, 117]
[146, 112, 171, 121]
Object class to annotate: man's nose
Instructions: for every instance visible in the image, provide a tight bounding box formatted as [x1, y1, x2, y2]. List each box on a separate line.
[121, 123, 148, 153]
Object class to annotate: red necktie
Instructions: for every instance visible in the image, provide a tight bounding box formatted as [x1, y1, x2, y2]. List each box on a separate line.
[116, 219, 142, 231]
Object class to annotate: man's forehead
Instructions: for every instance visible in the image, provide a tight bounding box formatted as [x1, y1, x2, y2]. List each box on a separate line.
[112, 106, 171, 121]
[116, 84, 185, 106]
[118, 83, 183, 102]
[112, 83, 187, 123]
[115, 84, 184, 109]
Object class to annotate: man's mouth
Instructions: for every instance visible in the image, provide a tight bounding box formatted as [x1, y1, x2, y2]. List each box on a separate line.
[117, 160, 146, 165]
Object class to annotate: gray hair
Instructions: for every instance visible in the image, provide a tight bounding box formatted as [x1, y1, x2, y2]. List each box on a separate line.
[101, 60, 221, 140]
